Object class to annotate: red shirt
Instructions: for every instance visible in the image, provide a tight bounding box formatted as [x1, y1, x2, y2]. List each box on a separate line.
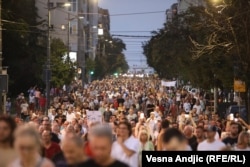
[84, 142, 93, 157]
[39, 97, 46, 107]
[44, 142, 61, 159]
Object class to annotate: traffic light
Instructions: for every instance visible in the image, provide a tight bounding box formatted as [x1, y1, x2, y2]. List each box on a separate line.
[114, 73, 118, 76]
[90, 71, 94, 75]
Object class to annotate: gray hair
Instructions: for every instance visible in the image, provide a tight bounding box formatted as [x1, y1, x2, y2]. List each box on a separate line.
[89, 124, 113, 142]
[62, 132, 85, 147]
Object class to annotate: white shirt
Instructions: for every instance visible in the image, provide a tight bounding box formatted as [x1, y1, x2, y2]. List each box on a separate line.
[193, 105, 202, 115]
[183, 102, 191, 113]
[29, 95, 35, 104]
[198, 139, 225, 151]
[176, 93, 181, 102]
[111, 136, 140, 167]
[66, 112, 76, 122]
[20, 103, 29, 113]
[147, 118, 157, 139]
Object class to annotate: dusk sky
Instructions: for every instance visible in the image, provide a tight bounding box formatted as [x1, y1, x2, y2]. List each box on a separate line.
[99, 0, 177, 69]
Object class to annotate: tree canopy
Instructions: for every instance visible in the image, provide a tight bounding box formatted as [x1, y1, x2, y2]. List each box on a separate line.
[143, 0, 250, 91]
[2, 0, 75, 95]
[94, 36, 129, 79]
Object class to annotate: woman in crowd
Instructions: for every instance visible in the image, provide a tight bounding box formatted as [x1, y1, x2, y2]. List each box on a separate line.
[234, 131, 250, 151]
[9, 125, 54, 167]
[138, 129, 154, 167]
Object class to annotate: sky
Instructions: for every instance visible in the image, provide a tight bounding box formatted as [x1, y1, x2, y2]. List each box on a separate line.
[99, 0, 177, 69]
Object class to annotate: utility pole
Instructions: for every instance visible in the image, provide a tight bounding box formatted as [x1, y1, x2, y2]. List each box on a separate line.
[67, 13, 70, 62]
[45, 0, 51, 115]
[77, 0, 85, 87]
[214, 74, 218, 114]
[0, 0, 3, 114]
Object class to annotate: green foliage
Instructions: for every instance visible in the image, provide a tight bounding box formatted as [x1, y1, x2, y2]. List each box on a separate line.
[142, 1, 250, 90]
[50, 38, 75, 87]
[95, 37, 129, 78]
[2, 0, 46, 95]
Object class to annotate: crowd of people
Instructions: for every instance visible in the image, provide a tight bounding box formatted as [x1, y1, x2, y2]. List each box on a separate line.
[0, 76, 250, 167]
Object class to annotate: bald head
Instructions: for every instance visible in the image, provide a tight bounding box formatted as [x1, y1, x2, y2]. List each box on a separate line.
[183, 125, 193, 138]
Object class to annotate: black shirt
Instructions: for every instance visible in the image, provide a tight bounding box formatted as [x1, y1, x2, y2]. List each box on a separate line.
[222, 136, 238, 146]
[117, 98, 125, 104]
[77, 159, 129, 167]
[187, 135, 197, 151]
[51, 152, 67, 167]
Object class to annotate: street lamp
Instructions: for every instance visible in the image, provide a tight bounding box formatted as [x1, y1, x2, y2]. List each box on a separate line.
[45, 1, 71, 115]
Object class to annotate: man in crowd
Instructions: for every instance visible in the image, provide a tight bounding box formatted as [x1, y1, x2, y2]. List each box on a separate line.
[197, 125, 226, 150]
[157, 119, 170, 150]
[42, 130, 61, 159]
[193, 126, 205, 150]
[82, 124, 129, 167]
[0, 116, 17, 167]
[162, 128, 191, 151]
[103, 106, 113, 123]
[61, 132, 87, 166]
[183, 125, 197, 151]
[222, 122, 239, 146]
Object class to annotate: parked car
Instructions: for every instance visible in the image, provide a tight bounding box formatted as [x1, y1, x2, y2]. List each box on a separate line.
[225, 105, 247, 122]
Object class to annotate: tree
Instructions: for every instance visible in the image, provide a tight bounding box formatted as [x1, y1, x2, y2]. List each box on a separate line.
[50, 38, 75, 87]
[2, 0, 46, 96]
[95, 37, 129, 78]
[188, 0, 250, 122]
[142, 3, 234, 90]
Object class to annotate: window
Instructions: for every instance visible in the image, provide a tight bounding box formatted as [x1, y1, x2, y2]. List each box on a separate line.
[68, 0, 77, 12]
[70, 22, 77, 35]
[72, 24, 77, 34]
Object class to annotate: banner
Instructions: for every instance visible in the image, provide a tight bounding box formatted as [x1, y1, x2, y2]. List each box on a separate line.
[86, 110, 102, 123]
[161, 80, 176, 87]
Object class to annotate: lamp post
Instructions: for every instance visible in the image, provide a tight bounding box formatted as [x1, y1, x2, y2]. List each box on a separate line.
[45, 2, 71, 115]
[45, 0, 52, 115]
[64, 3, 71, 63]
[0, 0, 3, 114]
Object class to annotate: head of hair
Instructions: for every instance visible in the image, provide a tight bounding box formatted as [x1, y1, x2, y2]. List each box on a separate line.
[138, 129, 149, 140]
[184, 125, 193, 132]
[89, 124, 113, 143]
[14, 125, 42, 150]
[161, 119, 170, 129]
[119, 121, 132, 136]
[162, 128, 186, 143]
[62, 132, 85, 147]
[196, 126, 204, 131]
[0, 115, 17, 146]
[230, 122, 238, 126]
[237, 131, 249, 145]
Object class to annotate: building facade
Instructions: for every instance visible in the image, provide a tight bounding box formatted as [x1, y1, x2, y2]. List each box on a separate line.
[35, 0, 99, 61]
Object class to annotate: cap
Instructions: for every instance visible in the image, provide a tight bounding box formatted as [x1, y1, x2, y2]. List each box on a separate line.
[206, 125, 217, 132]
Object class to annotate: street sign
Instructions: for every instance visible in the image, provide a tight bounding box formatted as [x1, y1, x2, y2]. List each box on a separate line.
[0, 74, 8, 93]
[234, 79, 246, 92]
